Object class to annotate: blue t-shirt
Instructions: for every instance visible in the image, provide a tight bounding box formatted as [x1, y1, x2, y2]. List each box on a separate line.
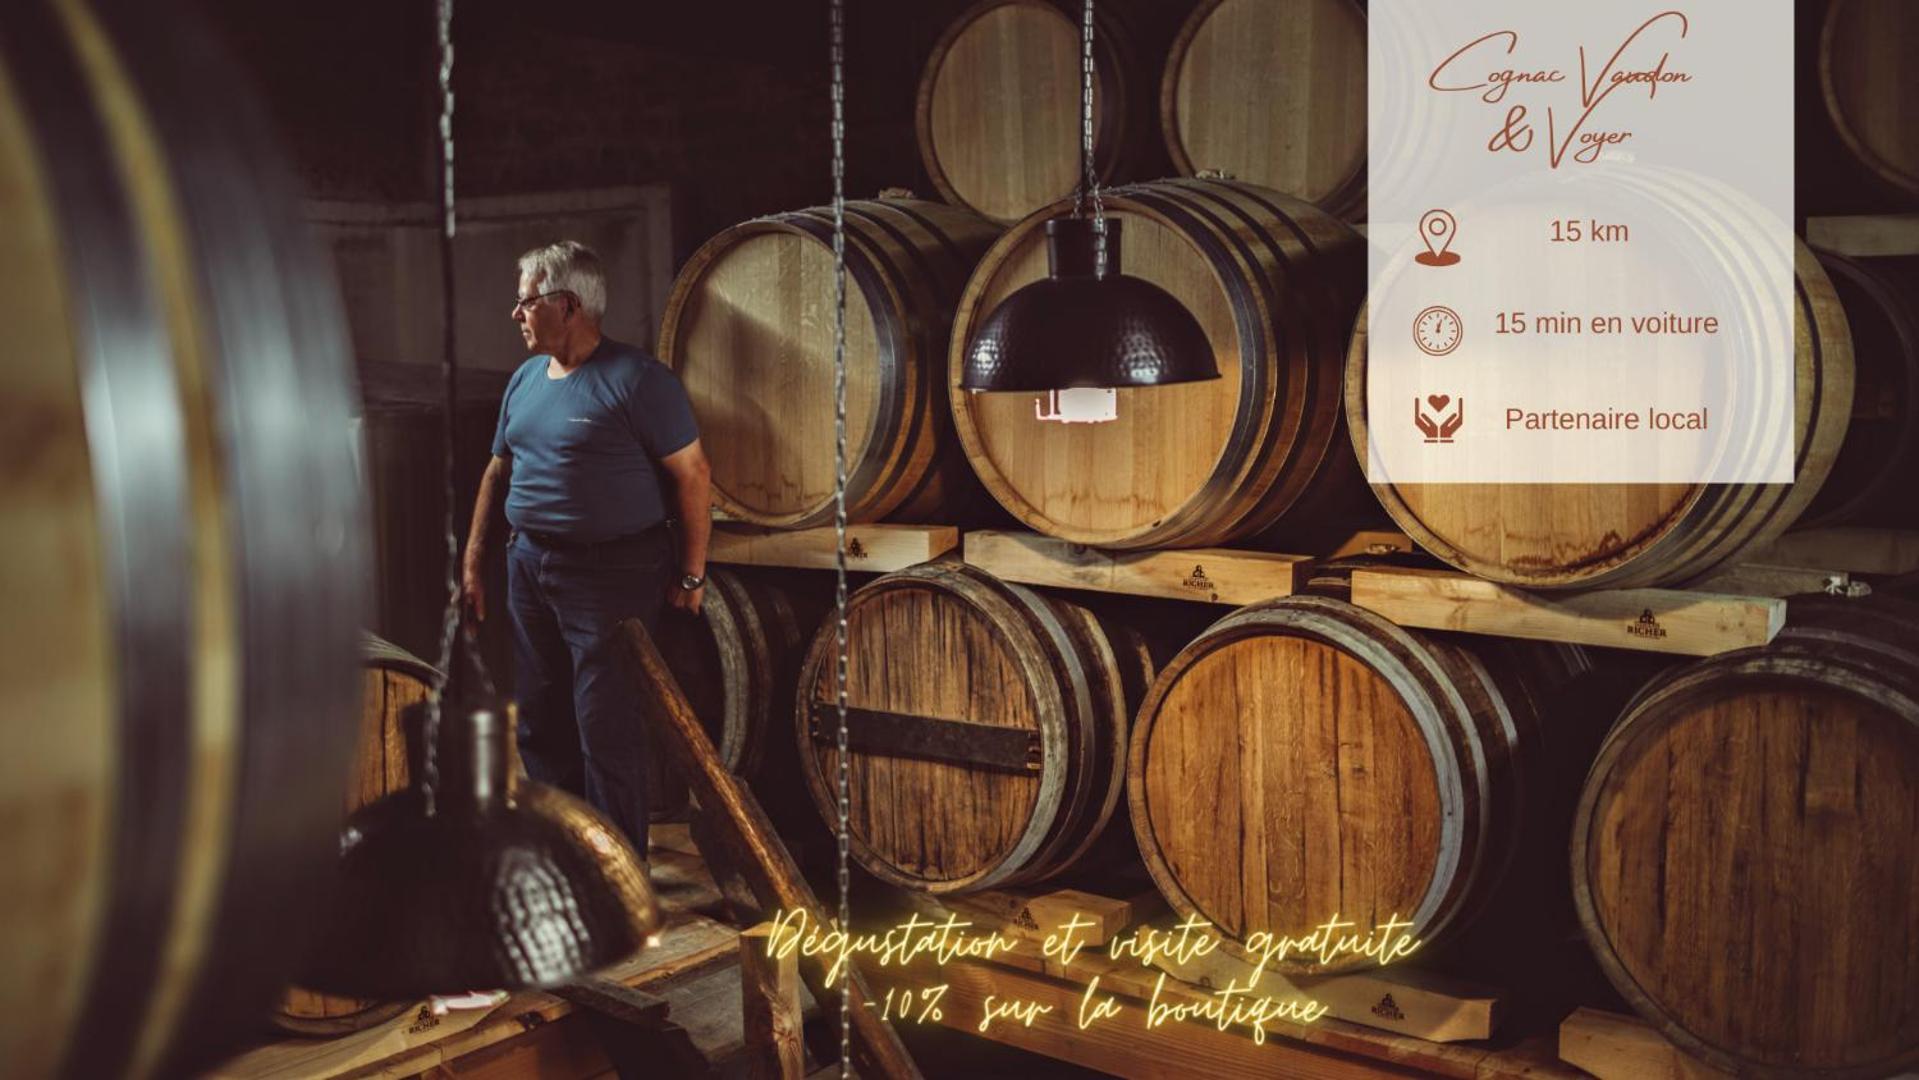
[490, 338, 699, 542]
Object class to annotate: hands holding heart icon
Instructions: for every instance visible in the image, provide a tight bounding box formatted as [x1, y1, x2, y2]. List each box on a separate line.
[1415, 395, 1464, 443]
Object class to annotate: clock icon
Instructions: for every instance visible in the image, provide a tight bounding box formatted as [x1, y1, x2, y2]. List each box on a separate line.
[1413, 305, 1463, 357]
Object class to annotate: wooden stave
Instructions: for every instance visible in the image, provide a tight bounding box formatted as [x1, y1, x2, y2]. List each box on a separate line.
[1126, 595, 1552, 973]
[658, 198, 998, 528]
[1800, 252, 1919, 527]
[1818, 0, 1919, 203]
[0, 3, 366, 1076]
[1345, 216, 1853, 589]
[1159, 0, 1369, 219]
[1570, 608, 1919, 1078]
[915, 0, 1150, 225]
[793, 563, 1134, 894]
[271, 635, 438, 1036]
[947, 178, 1366, 550]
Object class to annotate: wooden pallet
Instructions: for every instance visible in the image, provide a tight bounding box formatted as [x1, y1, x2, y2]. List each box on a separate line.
[709, 522, 958, 573]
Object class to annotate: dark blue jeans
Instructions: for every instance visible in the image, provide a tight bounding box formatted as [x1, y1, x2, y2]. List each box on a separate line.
[506, 526, 674, 851]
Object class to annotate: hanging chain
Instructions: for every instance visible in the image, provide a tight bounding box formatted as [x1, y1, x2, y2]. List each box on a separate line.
[1080, 0, 1107, 274]
[828, 0, 853, 1075]
[426, 0, 493, 812]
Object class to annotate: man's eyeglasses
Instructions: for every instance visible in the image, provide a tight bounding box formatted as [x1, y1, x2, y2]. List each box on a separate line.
[512, 290, 572, 312]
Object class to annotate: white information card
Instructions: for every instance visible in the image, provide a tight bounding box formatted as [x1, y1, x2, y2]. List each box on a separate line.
[1365, 2, 1796, 483]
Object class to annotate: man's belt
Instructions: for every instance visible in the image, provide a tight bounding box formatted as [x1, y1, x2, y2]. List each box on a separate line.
[516, 521, 669, 552]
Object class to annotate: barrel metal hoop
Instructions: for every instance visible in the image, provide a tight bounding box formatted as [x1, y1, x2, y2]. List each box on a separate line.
[805, 700, 1041, 774]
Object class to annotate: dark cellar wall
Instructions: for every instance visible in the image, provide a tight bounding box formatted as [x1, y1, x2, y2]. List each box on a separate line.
[197, 0, 1100, 262]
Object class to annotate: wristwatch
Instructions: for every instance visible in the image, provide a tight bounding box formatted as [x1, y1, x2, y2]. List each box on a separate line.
[679, 572, 705, 592]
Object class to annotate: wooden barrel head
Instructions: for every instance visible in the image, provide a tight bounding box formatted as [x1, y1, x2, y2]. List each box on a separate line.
[1821, 0, 1919, 200]
[1163, 0, 1367, 215]
[919, 0, 1099, 224]
[1132, 627, 1444, 943]
[669, 227, 883, 523]
[955, 203, 1244, 542]
[797, 567, 1060, 892]
[1576, 660, 1919, 1076]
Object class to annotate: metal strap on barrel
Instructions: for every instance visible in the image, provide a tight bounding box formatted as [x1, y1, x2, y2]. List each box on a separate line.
[805, 700, 1041, 774]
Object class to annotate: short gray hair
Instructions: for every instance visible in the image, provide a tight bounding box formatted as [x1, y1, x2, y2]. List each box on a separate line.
[517, 240, 607, 319]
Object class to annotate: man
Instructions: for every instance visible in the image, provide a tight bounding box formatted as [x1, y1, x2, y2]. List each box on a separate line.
[462, 240, 711, 854]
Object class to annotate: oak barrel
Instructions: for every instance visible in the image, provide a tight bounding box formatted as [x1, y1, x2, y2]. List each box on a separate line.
[950, 178, 1369, 550]
[1161, 0, 1367, 219]
[659, 197, 1000, 528]
[1799, 252, 1919, 527]
[269, 635, 439, 1035]
[794, 563, 1158, 893]
[1819, 0, 1919, 203]
[657, 567, 825, 781]
[1129, 593, 1604, 974]
[0, 3, 365, 1076]
[1348, 218, 1855, 589]
[1571, 595, 1919, 1078]
[917, 0, 1154, 225]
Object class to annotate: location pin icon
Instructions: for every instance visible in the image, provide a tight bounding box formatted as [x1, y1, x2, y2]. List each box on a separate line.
[1418, 209, 1459, 266]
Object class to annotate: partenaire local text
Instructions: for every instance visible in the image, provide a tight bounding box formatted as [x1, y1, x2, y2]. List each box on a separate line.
[1505, 407, 1709, 431]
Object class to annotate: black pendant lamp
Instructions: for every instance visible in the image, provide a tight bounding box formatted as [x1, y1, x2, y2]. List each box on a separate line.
[301, 0, 661, 998]
[959, 0, 1215, 393]
[301, 682, 663, 998]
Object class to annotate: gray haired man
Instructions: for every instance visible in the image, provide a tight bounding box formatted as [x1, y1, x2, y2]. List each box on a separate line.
[462, 240, 712, 852]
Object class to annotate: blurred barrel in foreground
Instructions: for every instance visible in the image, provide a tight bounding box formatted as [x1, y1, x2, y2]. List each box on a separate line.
[1161, 0, 1367, 218]
[794, 563, 1159, 894]
[917, 0, 1156, 225]
[1572, 595, 1919, 1077]
[269, 635, 438, 1036]
[659, 197, 999, 528]
[0, 2, 365, 1076]
[950, 178, 1368, 551]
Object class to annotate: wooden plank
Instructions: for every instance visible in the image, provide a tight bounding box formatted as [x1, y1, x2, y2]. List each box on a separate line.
[549, 979, 670, 1031]
[1151, 948, 1501, 1043]
[1749, 527, 1919, 576]
[1807, 214, 1919, 257]
[619, 620, 924, 1080]
[1557, 1007, 1733, 1080]
[870, 952, 1583, 1080]
[1349, 567, 1783, 656]
[1690, 563, 1850, 599]
[742, 924, 806, 1080]
[709, 523, 957, 572]
[207, 914, 739, 1080]
[964, 529, 1301, 605]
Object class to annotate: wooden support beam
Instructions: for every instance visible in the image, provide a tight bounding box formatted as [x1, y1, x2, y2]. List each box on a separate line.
[1750, 526, 1919, 576]
[709, 523, 957, 572]
[1149, 949, 1501, 1043]
[964, 529, 1303, 605]
[1806, 214, 1919, 257]
[1558, 1007, 1733, 1079]
[1349, 567, 1783, 655]
[741, 924, 806, 1080]
[1689, 563, 1850, 598]
[620, 619, 923, 1080]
